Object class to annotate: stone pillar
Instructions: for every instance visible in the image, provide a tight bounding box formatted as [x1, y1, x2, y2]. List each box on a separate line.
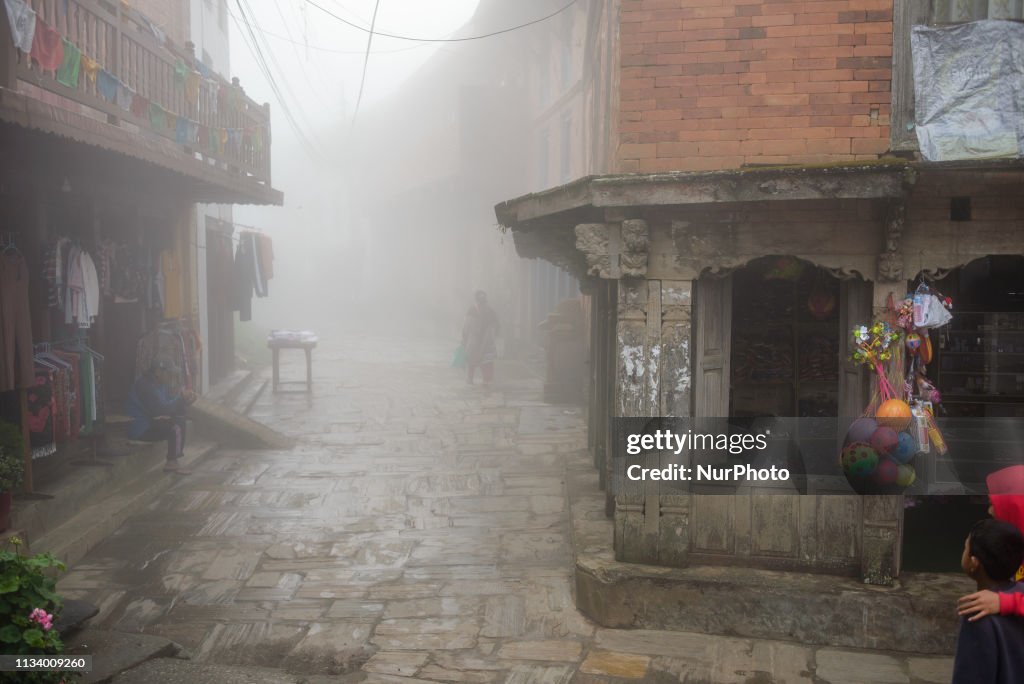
[864, 199, 909, 585]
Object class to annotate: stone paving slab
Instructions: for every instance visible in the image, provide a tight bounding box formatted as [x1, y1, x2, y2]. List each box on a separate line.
[56, 336, 957, 683]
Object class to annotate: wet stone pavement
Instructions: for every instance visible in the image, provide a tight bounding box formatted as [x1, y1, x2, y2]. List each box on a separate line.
[58, 335, 953, 683]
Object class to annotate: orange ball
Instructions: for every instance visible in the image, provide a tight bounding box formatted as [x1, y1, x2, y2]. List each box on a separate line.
[876, 399, 912, 430]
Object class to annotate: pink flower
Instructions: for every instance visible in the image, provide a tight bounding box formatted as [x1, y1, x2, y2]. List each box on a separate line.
[29, 608, 54, 631]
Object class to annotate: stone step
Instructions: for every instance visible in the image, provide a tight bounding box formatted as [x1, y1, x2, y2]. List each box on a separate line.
[12, 436, 166, 550]
[65, 629, 183, 684]
[34, 441, 216, 568]
[110, 658, 365, 684]
[231, 375, 268, 416]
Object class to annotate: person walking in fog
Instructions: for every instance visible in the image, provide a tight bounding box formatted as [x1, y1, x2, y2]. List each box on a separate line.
[463, 290, 499, 386]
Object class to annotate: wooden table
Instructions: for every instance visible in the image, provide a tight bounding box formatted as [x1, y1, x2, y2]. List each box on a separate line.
[268, 338, 317, 393]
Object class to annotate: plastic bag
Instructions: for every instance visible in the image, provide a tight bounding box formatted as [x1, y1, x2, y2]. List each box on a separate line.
[451, 345, 467, 368]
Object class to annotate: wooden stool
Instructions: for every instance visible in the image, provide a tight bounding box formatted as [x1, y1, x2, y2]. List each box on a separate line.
[268, 338, 316, 393]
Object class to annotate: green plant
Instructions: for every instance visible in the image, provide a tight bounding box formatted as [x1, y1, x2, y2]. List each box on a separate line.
[0, 420, 24, 492]
[0, 537, 75, 683]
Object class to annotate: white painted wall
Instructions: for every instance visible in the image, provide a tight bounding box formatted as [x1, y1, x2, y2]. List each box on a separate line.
[190, 0, 232, 393]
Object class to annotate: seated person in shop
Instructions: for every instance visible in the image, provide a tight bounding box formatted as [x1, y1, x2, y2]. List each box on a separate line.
[952, 518, 1024, 684]
[125, 360, 196, 474]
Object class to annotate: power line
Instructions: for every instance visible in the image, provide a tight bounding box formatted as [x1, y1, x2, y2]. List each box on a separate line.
[304, 0, 579, 43]
[232, 0, 323, 160]
[351, 0, 382, 129]
[227, 6, 435, 55]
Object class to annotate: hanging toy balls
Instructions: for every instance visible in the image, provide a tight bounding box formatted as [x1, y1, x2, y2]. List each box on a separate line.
[876, 398, 913, 430]
[846, 417, 878, 445]
[841, 442, 879, 478]
[892, 432, 918, 464]
[874, 458, 900, 485]
[905, 333, 922, 354]
[870, 426, 899, 454]
[896, 463, 917, 488]
[919, 335, 933, 365]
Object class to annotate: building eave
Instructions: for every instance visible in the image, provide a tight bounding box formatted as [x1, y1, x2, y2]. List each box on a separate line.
[495, 160, 915, 232]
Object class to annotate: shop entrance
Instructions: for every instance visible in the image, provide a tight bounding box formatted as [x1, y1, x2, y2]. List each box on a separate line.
[902, 255, 1024, 572]
[729, 256, 842, 419]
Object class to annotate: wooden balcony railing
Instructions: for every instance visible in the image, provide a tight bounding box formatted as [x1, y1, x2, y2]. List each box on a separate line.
[2, 0, 271, 186]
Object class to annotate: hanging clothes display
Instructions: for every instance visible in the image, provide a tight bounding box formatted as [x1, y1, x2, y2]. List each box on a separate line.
[161, 249, 184, 319]
[27, 367, 56, 459]
[233, 234, 255, 322]
[232, 231, 274, 321]
[44, 238, 101, 328]
[0, 246, 35, 392]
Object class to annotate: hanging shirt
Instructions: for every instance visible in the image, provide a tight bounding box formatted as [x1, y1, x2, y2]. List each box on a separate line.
[161, 249, 184, 319]
[80, 251, 100, 325]
[3, 0, 37, 53]
[257, 234, 274, 281]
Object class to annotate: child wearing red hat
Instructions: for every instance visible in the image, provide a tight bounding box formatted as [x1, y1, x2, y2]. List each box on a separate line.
[958, 465, 1024, 621]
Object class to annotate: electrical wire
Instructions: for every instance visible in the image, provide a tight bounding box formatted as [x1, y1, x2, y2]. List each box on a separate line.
[232, 0, 324, 160]
[304, 0, 579, 43]
[351, 0, 382, 129]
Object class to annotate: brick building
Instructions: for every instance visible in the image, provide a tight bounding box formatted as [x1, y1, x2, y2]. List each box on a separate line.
[495, 0, 1024, 654]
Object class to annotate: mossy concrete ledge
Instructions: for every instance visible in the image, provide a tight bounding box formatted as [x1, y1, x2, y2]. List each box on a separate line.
[574, 550, 968, 656]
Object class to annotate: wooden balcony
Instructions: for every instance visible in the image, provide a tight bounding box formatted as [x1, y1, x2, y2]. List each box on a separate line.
[0, 0, 281, 204]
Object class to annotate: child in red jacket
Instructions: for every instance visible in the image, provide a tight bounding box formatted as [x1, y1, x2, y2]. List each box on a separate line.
[958, 465, 1024, 621]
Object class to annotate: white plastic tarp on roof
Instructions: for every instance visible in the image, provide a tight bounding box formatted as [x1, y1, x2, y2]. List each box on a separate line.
[911, 20, 1024, 161]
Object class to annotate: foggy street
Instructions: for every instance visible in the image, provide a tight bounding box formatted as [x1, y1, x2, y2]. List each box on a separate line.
[50, 333, 953, 683]
[55, 332, 595, 676]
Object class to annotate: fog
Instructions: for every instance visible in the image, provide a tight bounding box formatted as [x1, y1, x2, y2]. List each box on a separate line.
[227, 0, 569, 344]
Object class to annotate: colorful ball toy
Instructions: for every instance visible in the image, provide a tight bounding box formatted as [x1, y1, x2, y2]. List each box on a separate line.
[876, 399, 913, 430]
[870, 426, 899, 454]
[846, 417, 878, 445]
[892, 432, 917, 464]
[841, 442, 879, 478]
[896, 463, 917, 488]
[905, 333, 922, 353]
[874, 458, 899, 485]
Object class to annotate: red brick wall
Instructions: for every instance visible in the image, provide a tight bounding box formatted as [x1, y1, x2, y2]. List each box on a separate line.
[618, 0, 892, 172]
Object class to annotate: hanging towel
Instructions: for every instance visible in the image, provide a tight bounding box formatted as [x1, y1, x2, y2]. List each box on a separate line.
[257, 233, 274, 281]
[3, 0, 36, 53]
[80, 53, 99, 85]
[55, 38, 80, 87]
[188, 120, 199, 144]
[173, 58, 188, 84]
[175, 116, 188, 144]
[130, 92, 148, 118]
[97, 69, 118, 102]
[149, 102, 166, 130]
[185, 71, 200, 105]
[30, 16, 63, 71]
[116, 83, 133, 111]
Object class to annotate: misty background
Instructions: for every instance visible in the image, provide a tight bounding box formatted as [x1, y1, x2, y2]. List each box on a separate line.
[223, 0, 587, 354]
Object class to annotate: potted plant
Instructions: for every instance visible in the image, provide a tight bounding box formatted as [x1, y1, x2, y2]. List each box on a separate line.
[0, 536, 75, 683]
[0, 420, 24, 532]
